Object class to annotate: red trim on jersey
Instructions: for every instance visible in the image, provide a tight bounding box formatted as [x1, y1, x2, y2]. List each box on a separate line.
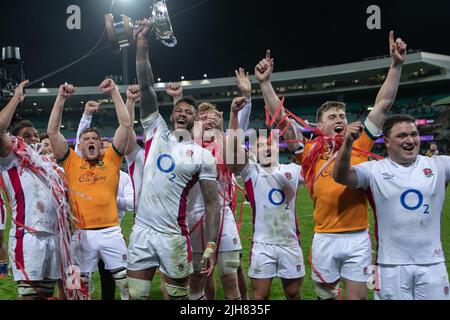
[178, 173, 200, 262]
[0, 197, 5, 225]
[144, 128, 158, 164]
[366, 188, 379, 264]
[128, 162, 136, 210]
[244, 179, 256, 232]
[8, 167, 25, 269]
[144, 138, 154, 164]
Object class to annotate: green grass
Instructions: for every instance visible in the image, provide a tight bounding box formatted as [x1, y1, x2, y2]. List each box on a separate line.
[1, 187, 450, 300]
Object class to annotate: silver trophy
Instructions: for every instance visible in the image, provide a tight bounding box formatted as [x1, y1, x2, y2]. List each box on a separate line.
[105, 0, 177, 53]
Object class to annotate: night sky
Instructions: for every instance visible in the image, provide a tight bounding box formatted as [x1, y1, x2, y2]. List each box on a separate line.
[1, 0, 450, 87]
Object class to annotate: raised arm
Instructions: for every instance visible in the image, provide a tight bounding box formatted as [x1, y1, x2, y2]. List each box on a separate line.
[235, 68, 252, 131]
[199, 179, 221, 276]
[47, 84, 76, 160]
[99, 79, 131, 155]
[227, 97, 249, 174]
[135, 19, 158, 119]
[333, 122, 364, 188]
[368, 31, 407, 129]
[0, 80, 28, 157]
[255, 51, 303, 152]
[125, 85, 140, 155]
[74, 101, 100, 155]
[165, 82, 183, 105]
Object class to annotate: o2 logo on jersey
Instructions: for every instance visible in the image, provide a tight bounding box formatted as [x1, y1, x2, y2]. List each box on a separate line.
[157, 154, 176, 182]
[400, 189, 430, 214]
[268, 188, 289, 209]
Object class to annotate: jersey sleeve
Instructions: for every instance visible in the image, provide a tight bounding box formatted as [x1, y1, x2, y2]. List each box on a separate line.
[353, 161, 372, 190]
[239, 162, 255, 182]
[125, 144, 143, 167]
[199, 149, 218, 182]
[293, 143, 311, 165]
[437, 156, 450, 183]
[295, 164, 305, 186]
[238, 99, 252, 132]
[105, 144, 124, 169]
[141, 112, 168, 142]
[354, 117, 382, 152]
[59, 148, 78, 173]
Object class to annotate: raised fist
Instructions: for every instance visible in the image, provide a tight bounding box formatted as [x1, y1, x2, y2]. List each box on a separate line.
[99, 79, 117, 94]
[84, 101, 100, 115]
[230, 96, 247, 114]
[344, 122, 364, 144]
[14, 80, 29, 102]
[127, 85, 141, 102]
[58, 83, 76, 100]
[165, 82, 183, 99]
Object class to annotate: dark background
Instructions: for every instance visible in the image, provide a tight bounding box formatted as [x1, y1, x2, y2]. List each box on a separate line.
[1, 0, 449, 87]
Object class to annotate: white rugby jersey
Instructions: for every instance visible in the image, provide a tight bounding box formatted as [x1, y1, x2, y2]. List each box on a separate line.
[125, 146, 145, 212]
[187, 101, 251, 247]
[187, 172, 241, 252]
[0, 151, 58, 235]
[136, 113, 217, 235]
[354, 155, 450, 265]
[187, 172, 235, 221]
[117, 170, 134, 222]
[240, 162, 303, 245]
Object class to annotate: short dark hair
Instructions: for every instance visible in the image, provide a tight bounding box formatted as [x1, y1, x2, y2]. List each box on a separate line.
[175, 96, 198, 110]
[39, 132, 49, 141]
[79, 127, 101, 140]
[11, 120, 36, 137]
[316, 101, 346, 122]
[382, 114, 417, 138]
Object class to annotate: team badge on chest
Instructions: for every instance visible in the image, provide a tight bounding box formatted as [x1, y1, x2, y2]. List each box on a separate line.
[423, 168, 434, 178]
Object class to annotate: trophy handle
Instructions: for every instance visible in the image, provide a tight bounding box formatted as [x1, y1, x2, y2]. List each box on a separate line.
[105, 14, 120, 53]
[158, 36, 178, 48]
[121, 15, 135, 45]
[105, 14, 136, 53]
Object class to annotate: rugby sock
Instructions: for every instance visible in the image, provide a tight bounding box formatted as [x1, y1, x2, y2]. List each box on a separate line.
[190, 290, 205, 300]
[111, 268, 129, 300]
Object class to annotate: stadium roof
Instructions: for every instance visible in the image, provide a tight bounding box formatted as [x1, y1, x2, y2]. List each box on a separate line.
[432, 96, 450, 106]
[7, 50, 450, 110]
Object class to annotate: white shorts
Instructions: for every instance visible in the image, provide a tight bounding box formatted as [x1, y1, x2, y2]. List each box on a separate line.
[374, 263, 450, 300]
[9, 233, 61, 281]
[127, 224, 193, 279]
[189, 208, 242, 254]
[311, 230, 372, 284]
[71, 226, 127, 273]
[248, 242, 305, 279]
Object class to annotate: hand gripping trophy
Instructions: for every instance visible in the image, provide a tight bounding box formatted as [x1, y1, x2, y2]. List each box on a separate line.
[105, 0, 177, 53]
